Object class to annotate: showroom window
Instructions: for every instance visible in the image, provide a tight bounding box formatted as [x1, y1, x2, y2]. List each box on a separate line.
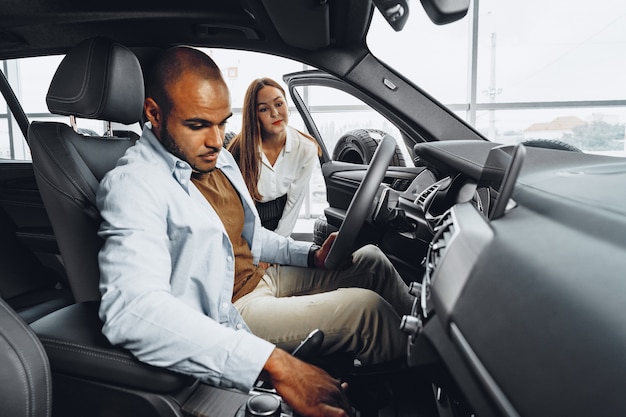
[368, 0, 626, 155]
[0, 55, 112, 160]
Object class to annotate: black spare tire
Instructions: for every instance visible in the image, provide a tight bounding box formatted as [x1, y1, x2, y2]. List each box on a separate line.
[521, 138, 582, 152]
[332, 129, 406, 166]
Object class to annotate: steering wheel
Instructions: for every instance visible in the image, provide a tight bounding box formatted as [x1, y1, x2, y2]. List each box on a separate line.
[324, 134, 397, 269]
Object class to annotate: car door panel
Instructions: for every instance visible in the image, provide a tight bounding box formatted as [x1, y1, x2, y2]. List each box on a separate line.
[322, 161, 422, 226]
[285, 69, 429, 279]
[0, 160, 58, 254]
[285, 69, 418, 219]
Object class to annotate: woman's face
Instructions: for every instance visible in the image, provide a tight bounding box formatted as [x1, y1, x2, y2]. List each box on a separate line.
[256, 85, 289, 137]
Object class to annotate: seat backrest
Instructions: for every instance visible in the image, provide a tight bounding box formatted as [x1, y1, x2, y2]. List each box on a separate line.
[0, 296, 51, 417]
[28, 37, 144, 302]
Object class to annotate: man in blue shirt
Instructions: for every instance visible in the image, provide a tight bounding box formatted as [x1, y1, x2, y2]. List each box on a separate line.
[97, 46, 413, 417]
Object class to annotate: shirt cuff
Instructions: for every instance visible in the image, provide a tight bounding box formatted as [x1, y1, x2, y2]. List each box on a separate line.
[222, 332, 276, 391]
[307, 244, 321, 268]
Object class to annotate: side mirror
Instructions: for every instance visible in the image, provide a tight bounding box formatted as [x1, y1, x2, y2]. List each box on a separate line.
[419, 0, 470, 25]
[373, 0, 409, 32]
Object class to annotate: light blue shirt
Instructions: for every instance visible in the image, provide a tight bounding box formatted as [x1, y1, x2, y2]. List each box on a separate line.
[96, 125, 313, 391]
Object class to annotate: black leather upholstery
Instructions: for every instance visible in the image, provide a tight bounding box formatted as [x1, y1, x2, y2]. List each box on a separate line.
[46, 37, 144, 123]
[28, 37, 144, 302]
[0, 297, 51, 417]
[30, 301, 193, 393]
[26, 38, 200, 409]
[0, 207, 74, 323]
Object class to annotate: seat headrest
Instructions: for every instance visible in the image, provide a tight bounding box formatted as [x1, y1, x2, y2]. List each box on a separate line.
[46, 37, 144, 125]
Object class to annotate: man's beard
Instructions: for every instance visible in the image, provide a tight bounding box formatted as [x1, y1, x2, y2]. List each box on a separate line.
[158, 119, 217, 174]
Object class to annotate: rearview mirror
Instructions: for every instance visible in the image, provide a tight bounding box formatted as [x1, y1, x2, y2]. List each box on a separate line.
[373, 0, 409, 31]
[419, 0, 470, 25]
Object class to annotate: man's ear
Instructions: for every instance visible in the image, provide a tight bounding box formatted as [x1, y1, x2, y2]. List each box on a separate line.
[144, 98, 161, 128]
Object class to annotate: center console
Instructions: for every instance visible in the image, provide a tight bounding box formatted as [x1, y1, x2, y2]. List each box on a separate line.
[181, 383, 294, 417]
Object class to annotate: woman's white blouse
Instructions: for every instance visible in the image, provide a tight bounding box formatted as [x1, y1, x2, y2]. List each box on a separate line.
[257, 126, 318, 237]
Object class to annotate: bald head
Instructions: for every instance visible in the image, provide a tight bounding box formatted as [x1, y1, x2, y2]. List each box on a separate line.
[143, 46, 232, 173]
[146, 46, 226, 115]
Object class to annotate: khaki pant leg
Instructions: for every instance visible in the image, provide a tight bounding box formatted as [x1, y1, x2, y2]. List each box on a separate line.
[234, 278, 408, 365]
[264, 244, 415, 316]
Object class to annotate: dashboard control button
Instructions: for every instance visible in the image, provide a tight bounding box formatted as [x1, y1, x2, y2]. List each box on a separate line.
[400, 314, 422, 337]
[408, 281, 422, 297]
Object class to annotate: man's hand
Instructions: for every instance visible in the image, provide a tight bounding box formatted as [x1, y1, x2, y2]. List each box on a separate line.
[262, 348, 353, 417]
[313, 232, 337, 268]
[313, 232, 352, 270]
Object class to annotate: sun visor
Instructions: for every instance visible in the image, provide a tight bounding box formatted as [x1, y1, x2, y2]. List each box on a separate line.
[261, 0, 330, 50]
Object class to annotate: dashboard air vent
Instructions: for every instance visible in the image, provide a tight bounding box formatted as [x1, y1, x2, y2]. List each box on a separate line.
[416, 183, 439, 210]
[429, 211, 455, 271]
[422, 209, 455, 317]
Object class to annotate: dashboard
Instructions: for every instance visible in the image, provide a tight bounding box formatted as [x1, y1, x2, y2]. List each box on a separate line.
[380, 139, 626, 416]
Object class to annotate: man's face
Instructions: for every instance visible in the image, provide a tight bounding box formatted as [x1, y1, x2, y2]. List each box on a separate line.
[147, 72, 232, 174]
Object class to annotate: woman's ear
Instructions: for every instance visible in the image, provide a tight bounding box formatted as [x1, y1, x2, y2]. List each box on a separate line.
[144, 98, 161, 128]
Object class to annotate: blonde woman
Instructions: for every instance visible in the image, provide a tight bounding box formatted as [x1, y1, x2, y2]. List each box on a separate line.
[228, 78, 319, 237]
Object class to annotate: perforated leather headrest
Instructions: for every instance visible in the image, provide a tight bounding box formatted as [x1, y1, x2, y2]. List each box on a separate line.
[46, 37, 144, 125]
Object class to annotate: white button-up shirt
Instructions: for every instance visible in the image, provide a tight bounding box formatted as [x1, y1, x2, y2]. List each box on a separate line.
[257, 126, 318, 237]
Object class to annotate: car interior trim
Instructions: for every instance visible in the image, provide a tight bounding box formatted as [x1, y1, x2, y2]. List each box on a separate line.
[449, 321, 520, 417]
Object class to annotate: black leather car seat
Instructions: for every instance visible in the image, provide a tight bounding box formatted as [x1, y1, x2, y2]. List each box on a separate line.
[28, 37, 144, 303]
[0, 296, 52, 417]
[27, 37, 196, 416]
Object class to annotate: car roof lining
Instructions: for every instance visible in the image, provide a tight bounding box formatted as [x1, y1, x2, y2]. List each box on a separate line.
[0, 0, 372, 64]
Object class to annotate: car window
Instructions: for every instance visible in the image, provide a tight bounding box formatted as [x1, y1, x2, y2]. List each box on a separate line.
[1, 56, 61, 160]
[1, 55, 116, 161]
[0, 92, 11, 159]
[293, 84, 411, 164]
[0, 49, 328, 233]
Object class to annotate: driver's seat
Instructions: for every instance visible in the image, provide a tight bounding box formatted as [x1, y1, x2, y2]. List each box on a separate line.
[27, 37, 197, 416]
[28, 36, 143, 304]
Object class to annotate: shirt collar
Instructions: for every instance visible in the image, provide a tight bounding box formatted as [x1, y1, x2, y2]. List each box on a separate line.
[142, 124, 191, 175]
[259, 126, 294, 164]
[284, 126, 294, 154]
[141, 124, 237, 191]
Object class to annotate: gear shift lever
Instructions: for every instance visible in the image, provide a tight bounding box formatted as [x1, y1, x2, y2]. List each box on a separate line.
[252, 329, 325, 393]
[291, 329, 324, 361]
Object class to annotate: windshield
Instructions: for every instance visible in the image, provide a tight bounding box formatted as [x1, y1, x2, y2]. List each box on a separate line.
[368, 0, 626, 156]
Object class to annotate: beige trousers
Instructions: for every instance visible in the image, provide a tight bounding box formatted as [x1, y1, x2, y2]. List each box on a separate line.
[234, 245, 415, 365]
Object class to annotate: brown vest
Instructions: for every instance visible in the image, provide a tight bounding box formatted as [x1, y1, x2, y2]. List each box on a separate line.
[191, 169, 264, 302]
